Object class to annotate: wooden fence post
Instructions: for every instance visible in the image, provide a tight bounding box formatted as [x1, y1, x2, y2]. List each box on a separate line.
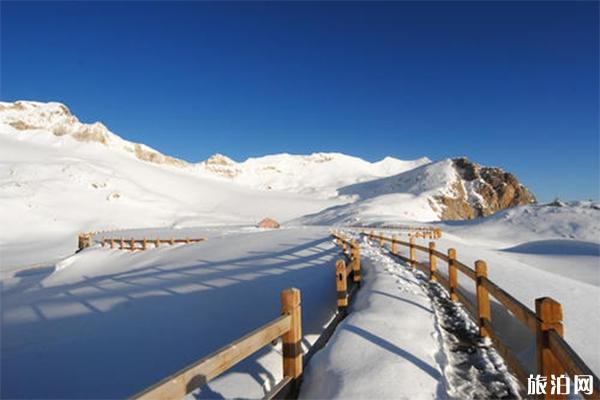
[120, 238, 125, 250]
[110, 239, 115, 249]
[78, 233, 91, 250]
[536, 297, 565, 397]
[352, 241, 361, 283]
[475, 260, 491, 338]
[170, 237, 175, 245]
[409, 237, 416, 267]
[130, 238, 136, 251]
[391, 235, 397, 254]
[281, 288, 303, 380]
[428, 242, 437, 281]
[379, 232, 384, 247]
[155, 238, 160, 248]
[142, 237, 147, 250]
[448, 248, 458, 301]
[336, 259, 348, 310]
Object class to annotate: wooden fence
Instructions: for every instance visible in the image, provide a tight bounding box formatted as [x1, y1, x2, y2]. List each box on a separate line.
[133, 288, 302, 400]
[77, 233, 205, 251]
[100, 237, 205, 251]
[332, 232, 362, 312]
[365, 231, 599, 400]
[132, 233, 363, 400]
[349, 226, 442, 239]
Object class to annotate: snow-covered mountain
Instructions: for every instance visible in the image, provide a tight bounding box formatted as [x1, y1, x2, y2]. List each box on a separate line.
[0, 100, 538, 265]
[296, 158, 536, 225]
[0, 101, 430, 198]
[0, 101, 346, 266]
[198, 152, 431, 197]
[0, 101, 190, 168]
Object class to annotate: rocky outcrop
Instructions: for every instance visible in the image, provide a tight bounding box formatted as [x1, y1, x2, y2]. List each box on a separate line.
[0, 100, 189, 169]
[200, 154, 240, 178]
[437, 158, 536, 220]
[257, 217, 280, 229]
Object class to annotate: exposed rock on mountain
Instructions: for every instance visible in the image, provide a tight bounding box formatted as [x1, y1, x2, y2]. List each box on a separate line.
[439, 158, 536, 219]
[1, 100, 535, 226]
[200, 154, 241, 178]
[0, 100, 188, 168]
[299, 157, 536, 224]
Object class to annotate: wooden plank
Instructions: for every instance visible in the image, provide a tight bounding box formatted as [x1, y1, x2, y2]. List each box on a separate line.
[548, 330, 600, 399]
[483, 319, 529, 388]
[336, 260, 348, 309]
[482, 277, 537, 333]
[448, 249, 458, 302]
[536, 297, 566, 400]
[454, 260, 476, 281]
[431, 249, 449, 262]
[412, 242, 430, 253]
[392, 238, 411, 247]
[133, 315, 291, 400]
[345, 260, 354, 277]
[331, 234, 358, 253]
[428, 242, 437, 282]
[475, 260, 491, 338]
[352, 243, 361, 283]
[281, 288, 302, 379]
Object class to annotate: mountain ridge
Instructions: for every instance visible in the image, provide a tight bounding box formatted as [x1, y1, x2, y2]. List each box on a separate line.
[1, 100, 535, 228]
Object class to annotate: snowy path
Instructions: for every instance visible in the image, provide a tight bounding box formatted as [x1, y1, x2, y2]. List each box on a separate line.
[1, 227, 339, 399]
[300, 236, 521, 399]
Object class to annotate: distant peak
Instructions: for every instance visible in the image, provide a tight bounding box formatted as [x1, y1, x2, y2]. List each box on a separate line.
[205, 153, 236, 166]
[0, 100, 190, 169]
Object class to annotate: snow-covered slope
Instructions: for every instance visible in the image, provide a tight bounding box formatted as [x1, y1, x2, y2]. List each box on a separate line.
[0, 100, 536, 268]
[296, 158, 535, 224]
[442, 200, 600, 246]
[0, 101, 190, 168]
[198, 152, 431, 197]
[0, 102, 346, 268]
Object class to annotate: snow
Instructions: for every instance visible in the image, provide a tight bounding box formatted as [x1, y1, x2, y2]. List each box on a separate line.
[0, 123, 343, 270]
[1, 227, 339, 399]
[199, 152, 431, 198]
[301, 236, 521, 399]
[370, 222, 600, 378]
[1, 101, 598, 398]
[294, 159, 462, 224]
[441, 201, 600, 247]
[0, 101, 430, 269]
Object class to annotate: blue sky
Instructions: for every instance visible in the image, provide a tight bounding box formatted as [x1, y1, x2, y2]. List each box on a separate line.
[1, 1, 598, 201]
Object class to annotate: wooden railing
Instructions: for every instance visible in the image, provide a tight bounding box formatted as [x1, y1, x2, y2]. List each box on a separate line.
[132, 288, 303, 400]
[77, 233, 205, 251]
[100, 237, 205, 251]
[348, 226, 442, 239]
[331, 232, 361, 312]
[132, 233, 365, 400]
[365, 231, 599, 399]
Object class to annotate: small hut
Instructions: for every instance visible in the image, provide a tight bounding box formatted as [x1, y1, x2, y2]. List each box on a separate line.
[257, 217, 280, 229]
